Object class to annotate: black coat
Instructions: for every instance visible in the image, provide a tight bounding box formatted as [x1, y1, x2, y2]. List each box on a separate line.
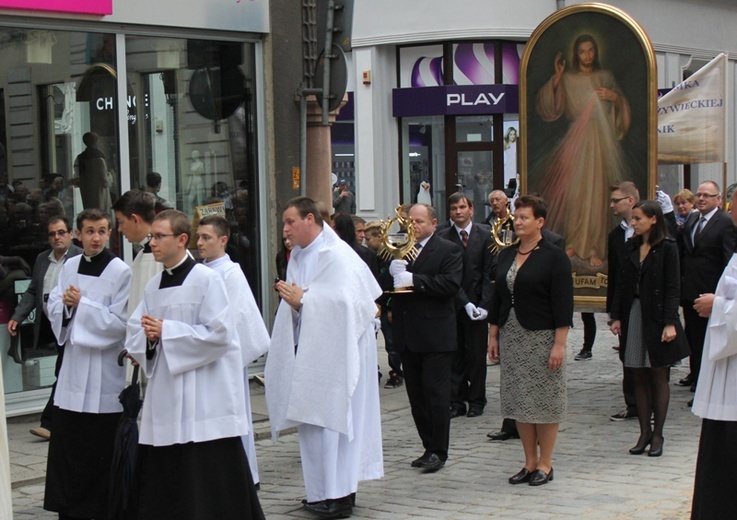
[392, 233, 463, 353]
[437, 223, 494, 311]
[489, 237, 573, 331]
[610, 237, 689, 367]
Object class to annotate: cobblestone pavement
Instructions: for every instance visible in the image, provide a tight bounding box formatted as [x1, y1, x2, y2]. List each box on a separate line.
[10, 315, 697, 519]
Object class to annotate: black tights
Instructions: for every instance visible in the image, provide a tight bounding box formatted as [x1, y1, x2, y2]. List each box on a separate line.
[631, 366, 670, 449]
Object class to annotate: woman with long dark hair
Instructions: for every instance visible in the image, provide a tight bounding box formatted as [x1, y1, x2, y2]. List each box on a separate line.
[609, 200, 689, 457]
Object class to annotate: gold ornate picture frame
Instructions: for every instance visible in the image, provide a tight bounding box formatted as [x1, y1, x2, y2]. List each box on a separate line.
[520, 2, 657, 309]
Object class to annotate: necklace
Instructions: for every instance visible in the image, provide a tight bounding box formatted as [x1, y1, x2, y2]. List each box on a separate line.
[517, 238, 541, 256]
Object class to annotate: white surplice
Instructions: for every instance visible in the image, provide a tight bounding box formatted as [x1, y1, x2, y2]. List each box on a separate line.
[692, 253, 737, 420]
[48, 251, 131, 413]
[265, 225, 384, 502]
[126, 245, 163, 385]
[204, 254, 270, 483]
[126, 259, 247, 446]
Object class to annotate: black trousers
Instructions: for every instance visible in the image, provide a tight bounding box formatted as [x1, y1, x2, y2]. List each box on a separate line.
[380, 312, 402, 376]
[401, 349, 452, 460]
[692, 418, 737, 519]
[581, 312, 596, 349]
[683, 304, 708, 387]
[450, 314, 488, 412]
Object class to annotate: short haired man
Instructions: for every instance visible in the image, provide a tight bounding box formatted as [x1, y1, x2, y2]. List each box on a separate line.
[266, 197, 383, 518]
[351, 215, 366, 244]
[126, 210, 264, 518]
[438, 193, 493, 418]
[679, 181, 737, 397]
[197, 215, 270, 488]
[43, 209, 131, 519]
[391, 203, 463, 471]
[485, 190, 512, 227]
[8, 217, 82, 440]
[607, 181, 640, 421]
[144, 171, 172, 211]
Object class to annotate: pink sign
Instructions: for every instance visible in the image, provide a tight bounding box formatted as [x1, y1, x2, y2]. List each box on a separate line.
[0, 0, 112, 15]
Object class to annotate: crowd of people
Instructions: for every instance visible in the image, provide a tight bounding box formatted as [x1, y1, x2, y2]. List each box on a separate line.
[4, 175, 737, 519]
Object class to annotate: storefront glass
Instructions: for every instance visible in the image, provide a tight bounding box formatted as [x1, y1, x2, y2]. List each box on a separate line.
[1, 29, 261, 403]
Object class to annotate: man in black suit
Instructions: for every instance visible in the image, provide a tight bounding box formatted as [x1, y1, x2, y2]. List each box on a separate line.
[606, 181, 640, 421]
[679, 181, 737, 394]
[391, 203, 463, 471]
[438, 192, 493, 418]
[7, 216, 82, 440]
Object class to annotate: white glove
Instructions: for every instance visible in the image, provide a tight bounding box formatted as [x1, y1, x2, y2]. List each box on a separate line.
[389, 259, 408, 276]
[372, 317, 382, 334]
[393, 271, 413, 288]
[472, 308, 488, 321]
[464, 302, 479, 320]
[656, 190, 674, 214]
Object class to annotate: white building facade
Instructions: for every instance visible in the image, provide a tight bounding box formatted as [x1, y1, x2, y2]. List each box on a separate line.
[343, 0, 737, 223]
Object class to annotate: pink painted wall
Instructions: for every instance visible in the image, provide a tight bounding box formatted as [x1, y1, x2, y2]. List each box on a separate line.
[0, 0, 112, 16]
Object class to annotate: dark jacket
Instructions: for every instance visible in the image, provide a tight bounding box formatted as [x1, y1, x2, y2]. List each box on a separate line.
[392, 233, 463, 353]
[489, 237, 573, 331]
[10, 244, 83, 348]
[678, 209, 737, 303]
[610, 237, 689, 367]
[437, 222, 493, 311]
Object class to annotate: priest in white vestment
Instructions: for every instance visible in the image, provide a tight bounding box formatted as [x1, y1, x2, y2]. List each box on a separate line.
[113, 189, 163, 387]
[267, 196, 383, 520]
[197, 215, 270, 487]
[691, 190, 737, 519]
[126, 209, 264, 519]
[44, 209, 132, 519]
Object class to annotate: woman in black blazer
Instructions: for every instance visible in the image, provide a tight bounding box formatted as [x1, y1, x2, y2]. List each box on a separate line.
[610, 200, 689, 457]
[488, 195, 573, 487]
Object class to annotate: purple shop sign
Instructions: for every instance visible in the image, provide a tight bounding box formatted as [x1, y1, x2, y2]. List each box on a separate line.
[392, 84, 519, 118]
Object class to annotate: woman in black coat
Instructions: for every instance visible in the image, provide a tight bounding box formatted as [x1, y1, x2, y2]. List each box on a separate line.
[609, 200, 689, 457]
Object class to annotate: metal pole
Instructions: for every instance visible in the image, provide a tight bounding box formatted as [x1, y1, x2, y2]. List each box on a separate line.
[321, 0, 335, 125]
[300, 85, 308, 196]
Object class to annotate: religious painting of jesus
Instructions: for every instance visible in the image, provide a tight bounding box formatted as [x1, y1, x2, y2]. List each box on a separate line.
[521, 3, 657, 305]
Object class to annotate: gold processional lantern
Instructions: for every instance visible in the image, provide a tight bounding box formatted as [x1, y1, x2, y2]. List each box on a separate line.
[489, 205, 519, 254]
[378, 206, 419, 293]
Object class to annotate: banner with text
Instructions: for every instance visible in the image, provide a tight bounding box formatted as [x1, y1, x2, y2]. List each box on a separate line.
[658, 53, 727, 164]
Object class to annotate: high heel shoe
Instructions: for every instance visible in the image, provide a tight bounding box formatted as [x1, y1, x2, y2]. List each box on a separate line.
[648, 436, 664, 457]
[629, 435, 652, 455]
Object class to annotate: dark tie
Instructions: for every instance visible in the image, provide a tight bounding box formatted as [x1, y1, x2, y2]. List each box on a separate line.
[460, 230, 468, 248]
[693, 216, 707, 243]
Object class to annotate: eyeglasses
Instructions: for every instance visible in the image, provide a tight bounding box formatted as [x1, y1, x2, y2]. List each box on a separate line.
[695, 192, 719, 199]
[147, 233, 181, 242]
[47, 230, 69, 238]
[610, 197, 629, 204]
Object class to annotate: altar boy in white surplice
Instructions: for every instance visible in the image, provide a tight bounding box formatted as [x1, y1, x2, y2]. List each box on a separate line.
[197, 214, 270, 488]
[44, 209, 131, 520]
[126, 210, 264, 520]
[267, 197, 383, 520]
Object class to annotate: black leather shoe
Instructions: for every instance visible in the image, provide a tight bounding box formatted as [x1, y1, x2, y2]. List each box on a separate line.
[419, 453, 445, 472]
[676, 376, 692, 387]
[529, 468, 554, 486]
[449, 408, 466, 419]
[411, 451, 431, 468]
[303, 498, 353, 519]
[629, 435, 652, 455]
[466, 408, 484, 418]
[486, 430, 519, 441]
[508, 468, 532, 484]
[648, 436, 664, 457]
[687, 398, 694, 407]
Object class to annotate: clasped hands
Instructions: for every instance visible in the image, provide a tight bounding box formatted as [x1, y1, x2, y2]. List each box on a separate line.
[63, 285, 81, 308]
[141, 314, 163, 342]
[464, 302, 488, 321]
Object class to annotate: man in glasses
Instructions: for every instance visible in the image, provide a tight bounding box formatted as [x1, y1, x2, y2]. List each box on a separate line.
[680, 181, 737, 398]
[7, 216, 82, 440]
[126, 210, 264, 518]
